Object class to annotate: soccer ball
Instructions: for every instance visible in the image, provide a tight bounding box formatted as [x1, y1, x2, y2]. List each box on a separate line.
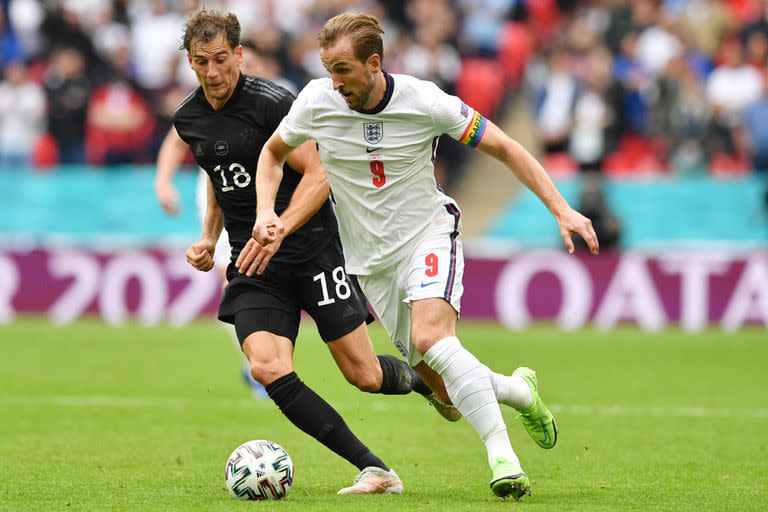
[224, 440, 294, 500]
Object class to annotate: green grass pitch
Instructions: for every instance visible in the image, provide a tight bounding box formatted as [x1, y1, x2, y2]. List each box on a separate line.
[1, 318, 766, 511]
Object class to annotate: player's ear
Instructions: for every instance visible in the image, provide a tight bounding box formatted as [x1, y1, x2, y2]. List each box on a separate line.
[367, 53, 381, 73]
[186, 52, 193, 68]
[235, 44, 243, 63]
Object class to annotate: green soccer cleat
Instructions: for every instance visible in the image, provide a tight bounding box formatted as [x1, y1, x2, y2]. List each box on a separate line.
[513, 367, 558, 449]
[489, 457, 531, 500]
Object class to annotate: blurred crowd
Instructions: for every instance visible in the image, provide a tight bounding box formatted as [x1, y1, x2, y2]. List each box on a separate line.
[2, 0, 768, 187]
[522, 0, 768, 178]
[0, 0, 473, 188]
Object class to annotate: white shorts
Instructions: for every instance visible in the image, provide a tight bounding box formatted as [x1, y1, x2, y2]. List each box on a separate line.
[196, 169, 231, 269]
[358, 203, 464, 367]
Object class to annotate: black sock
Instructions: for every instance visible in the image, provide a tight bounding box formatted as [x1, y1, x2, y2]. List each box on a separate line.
[265, 372, 388, 471]
[376, 354, 432, 396]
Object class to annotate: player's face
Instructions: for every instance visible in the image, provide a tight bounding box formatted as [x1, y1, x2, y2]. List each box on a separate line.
[188, 35, 243, 109]
[321, 37, 378, 110]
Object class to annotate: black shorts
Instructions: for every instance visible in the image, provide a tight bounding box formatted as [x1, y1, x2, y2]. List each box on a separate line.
[218, 238, 372, 344]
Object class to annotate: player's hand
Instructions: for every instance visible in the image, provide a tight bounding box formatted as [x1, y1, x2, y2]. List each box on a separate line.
[235, 236, 284, 276]
[252, 210, 285, 246]
[186, 239, 216, 271]
[156, 181, 180, 215]
[556, 208, 600, 255]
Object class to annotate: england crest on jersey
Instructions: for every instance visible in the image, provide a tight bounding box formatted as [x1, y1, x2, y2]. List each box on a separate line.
[363, 122, 383, 144]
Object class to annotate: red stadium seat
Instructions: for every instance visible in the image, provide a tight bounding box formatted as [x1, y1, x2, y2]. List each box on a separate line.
[725, 0, 759, 23]
[497, 22, 535, 87]
[455, 58, 506, 119]
[542, 152, 578, 178]
[710, 152, 750, 177]
[31, 133, 59, 170]
[526, 0, 560, 40]
[602, 147, 667, 176]
[602, 149, 633, 176]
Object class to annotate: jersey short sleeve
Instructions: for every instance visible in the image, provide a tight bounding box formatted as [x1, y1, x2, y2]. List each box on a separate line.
[277, 79, 319, 148]
[427, 82, 487, 148]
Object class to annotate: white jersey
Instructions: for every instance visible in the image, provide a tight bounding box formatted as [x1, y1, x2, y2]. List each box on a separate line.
[277, 72, 486, 274]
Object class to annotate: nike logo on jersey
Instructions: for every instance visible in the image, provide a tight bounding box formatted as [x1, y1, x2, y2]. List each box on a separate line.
[420, 281, 439, 288]
[366, 147, 382, 153]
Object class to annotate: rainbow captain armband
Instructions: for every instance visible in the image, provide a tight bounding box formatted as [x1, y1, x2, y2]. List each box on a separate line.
[458, 110, 487, 148]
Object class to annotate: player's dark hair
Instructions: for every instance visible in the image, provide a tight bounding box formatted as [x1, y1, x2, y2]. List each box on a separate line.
[181, 9, 241, 52]
[318, 12, 384, 64]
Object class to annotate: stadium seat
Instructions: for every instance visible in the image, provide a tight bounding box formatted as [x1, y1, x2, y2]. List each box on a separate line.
[602, 148, 667, 176]
[710, 152, 750, 177]
[725, 0, 759, 23]
[542, 152, 578, 178]
[455, 58, 506, 119]
[497, 22, 535, 87]
[31, 133, 59, 169]
[526, 0, 560, 41]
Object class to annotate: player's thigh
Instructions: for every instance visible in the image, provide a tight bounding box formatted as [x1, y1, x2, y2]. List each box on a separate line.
[218, 271, 301, 345]
[403, 209, 465, 313]
[357, 270, 420, 367]
[297, 242, 370, 343]
[404, 208, 465, 352]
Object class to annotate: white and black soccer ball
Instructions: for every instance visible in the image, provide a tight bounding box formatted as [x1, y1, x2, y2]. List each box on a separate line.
[224, 440, 294, 500]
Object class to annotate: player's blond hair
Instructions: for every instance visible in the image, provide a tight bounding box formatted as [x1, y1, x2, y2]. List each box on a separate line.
[318, 13, 384, 64]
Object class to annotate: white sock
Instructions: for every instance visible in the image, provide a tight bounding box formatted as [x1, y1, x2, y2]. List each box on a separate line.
[488, 372, 533, 410]
[423, 336, 519, 468]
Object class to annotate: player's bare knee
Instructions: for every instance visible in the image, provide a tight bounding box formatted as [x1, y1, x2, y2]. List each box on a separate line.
[249, 359, 290, 386]
[348, 372, 380, 392]
[411, 329, 439, 355]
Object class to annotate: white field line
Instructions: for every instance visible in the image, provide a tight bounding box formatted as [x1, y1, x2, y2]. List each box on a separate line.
[1, 395, 767, 419]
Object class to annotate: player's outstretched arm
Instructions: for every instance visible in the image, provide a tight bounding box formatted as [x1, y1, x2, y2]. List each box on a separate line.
[280, 139, 331, 235]
[238, 137, 330, 277]
[236, 133, 295, 277]
[155, 126, 190, 216]
[476, 121, 600, 255]
[253, 132, 296, 245]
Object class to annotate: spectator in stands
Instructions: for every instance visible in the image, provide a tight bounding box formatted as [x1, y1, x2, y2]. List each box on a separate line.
[1, 4, 24, 70]
[5, 0, 44, 60]
[44, 47, 91, 164]
[634, 10, 683, 79]
[613, 30, 651, 135]
[534, 47, 576, 155]
[676, 0, 736, 59]
[658, 57, 710, 174]
[401, 21, 460, 92]
[0, 59, 45, 167]
[742, 68, 768, 173]
[40, 3, 110, 84]
[740, 0, 768, 48]
[569, 46, 618, 172]
[744, 29, 768, 74]
[705, 36, 763, 156]
[128, 0, 182, 93]
[84, 40, 155, 165]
